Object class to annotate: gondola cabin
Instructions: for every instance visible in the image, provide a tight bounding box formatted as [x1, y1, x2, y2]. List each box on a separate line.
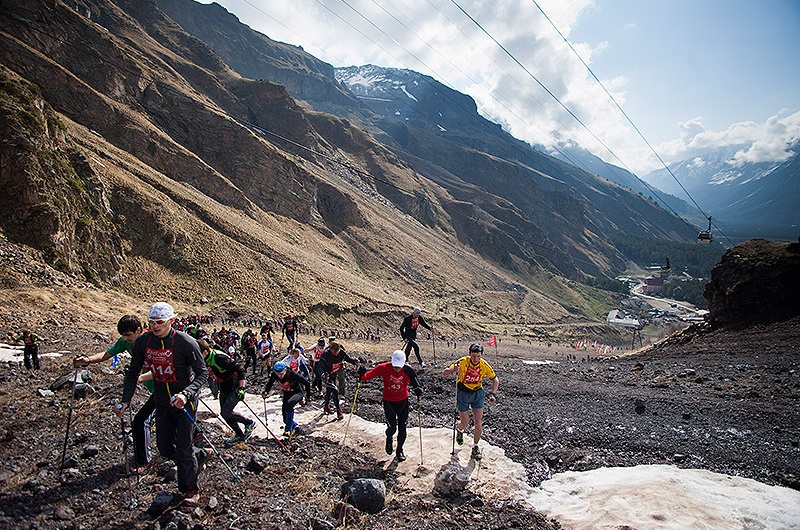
[697, 217, 713, 244]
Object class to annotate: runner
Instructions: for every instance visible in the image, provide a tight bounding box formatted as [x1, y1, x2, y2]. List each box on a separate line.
[12, 329, 40, 370]
[198, 339, 256, 445]
[358, 350, 423, 462]
[315, 341, 359, 420]
[262, 361, 311, 436]
[242, 332, 258, 375]
[74, 315, 155, 472]
[281, 346, 311, 381]
[305, 338, 326, 394]
[441, 343, 499, 461]
[116, 302, 209, 507]
[399, 307, 433, 367]
[281, 315, 298, 352]
[257, 332, 273, 375]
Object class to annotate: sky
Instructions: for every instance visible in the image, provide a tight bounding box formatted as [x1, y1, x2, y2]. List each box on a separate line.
[197, 0, 800, 176]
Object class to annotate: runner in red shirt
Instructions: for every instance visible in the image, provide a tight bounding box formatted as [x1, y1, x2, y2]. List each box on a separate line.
[358, 350, 423, 462]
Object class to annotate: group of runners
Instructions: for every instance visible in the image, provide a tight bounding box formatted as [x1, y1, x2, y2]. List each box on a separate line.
[73, 302, 499, 507]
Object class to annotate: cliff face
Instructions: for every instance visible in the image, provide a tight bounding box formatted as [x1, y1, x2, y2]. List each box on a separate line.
[0, 66, 123, 281]
[704, 239, 800, 327]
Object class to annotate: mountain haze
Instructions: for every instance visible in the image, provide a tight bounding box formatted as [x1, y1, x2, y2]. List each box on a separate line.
[0, 0, 702, 339]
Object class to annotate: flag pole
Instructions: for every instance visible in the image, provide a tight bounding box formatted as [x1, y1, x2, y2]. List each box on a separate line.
[493, 336, 499, 364]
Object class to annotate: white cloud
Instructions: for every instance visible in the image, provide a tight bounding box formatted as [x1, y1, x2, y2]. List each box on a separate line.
[654, 111, 800, 168]
[204, 1, 797, 177]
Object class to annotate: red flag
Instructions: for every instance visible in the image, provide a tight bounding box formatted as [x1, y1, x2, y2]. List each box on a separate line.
[486, 336, 496, 347]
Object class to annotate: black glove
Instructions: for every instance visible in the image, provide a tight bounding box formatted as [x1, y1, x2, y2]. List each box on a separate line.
[413, 386, 423, 397]
[357, 365, 367, 378]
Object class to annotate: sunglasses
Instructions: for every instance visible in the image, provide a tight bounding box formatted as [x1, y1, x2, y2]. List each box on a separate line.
[150, 318, 172, 326]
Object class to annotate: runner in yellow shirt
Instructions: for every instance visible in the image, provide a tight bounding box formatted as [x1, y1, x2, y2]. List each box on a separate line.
[442, 343, 499, 460]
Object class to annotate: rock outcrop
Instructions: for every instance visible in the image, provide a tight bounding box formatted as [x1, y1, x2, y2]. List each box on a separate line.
[704, 238, 800, 327]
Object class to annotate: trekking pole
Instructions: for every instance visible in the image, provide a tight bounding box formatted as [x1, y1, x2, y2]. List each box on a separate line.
[416, 395, 424, 466]
[124, 406, 139, 510]
[241, 399, 290, 454]
[177, 405, 241, 482]
[198, 397, 235, 434]
[119, 406, 130, 477]
[451, 377, 458, 455]
[58, 368, 80, 479]
[341, 376, 362, 446]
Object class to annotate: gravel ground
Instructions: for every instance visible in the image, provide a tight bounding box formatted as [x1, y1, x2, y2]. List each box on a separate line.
[0, 317, 797, 529]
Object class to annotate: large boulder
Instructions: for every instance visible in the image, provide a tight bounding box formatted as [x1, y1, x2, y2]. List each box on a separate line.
[340, 478, 385, 514]
[704, 239, 800, 327]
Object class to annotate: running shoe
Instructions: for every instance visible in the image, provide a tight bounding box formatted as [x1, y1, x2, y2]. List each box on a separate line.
[385, 436, 393, 455]
[224, 434, 243, 445]
[471, 445, 482, 460]
[244, 420, 256, 435]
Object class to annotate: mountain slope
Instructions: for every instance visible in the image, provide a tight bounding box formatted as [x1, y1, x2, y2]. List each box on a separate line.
[151, 2, 700, 277]
[1, 0, 615, 337]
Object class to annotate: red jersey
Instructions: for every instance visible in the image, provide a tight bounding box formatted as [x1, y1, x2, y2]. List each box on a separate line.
[361, 362, 418, 402]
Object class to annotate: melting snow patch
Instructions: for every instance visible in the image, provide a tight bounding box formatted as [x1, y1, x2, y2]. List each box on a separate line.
[523, 359, 559, 365]
[527, 464, 800, 530]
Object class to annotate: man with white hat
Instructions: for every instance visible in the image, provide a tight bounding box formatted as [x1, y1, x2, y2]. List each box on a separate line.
[358, 350, 423, 462]
[116, 302, 208, 506]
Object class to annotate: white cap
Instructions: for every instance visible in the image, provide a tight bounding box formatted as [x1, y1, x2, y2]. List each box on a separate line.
[148, 302, 176, 320]
[228, 346, 235, 354]
[391, 350, 405, 367]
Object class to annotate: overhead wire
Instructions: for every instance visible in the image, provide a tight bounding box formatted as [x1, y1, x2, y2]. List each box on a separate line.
[215, 1, 727, 247]
[527, 0, 732, 246]
[240, 0, 595, 174]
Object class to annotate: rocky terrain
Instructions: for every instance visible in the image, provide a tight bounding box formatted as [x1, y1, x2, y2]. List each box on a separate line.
[0, 240, 798, 529]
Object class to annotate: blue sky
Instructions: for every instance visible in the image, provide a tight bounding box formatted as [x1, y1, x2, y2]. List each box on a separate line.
[199, 0, 800, 175]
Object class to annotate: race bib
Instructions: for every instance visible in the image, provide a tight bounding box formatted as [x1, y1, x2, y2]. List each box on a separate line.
[146, 346, 176, 382]
[463, 364, 482, 386]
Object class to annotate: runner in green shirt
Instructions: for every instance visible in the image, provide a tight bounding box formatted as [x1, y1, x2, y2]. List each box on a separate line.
[74, 315, 155, 471]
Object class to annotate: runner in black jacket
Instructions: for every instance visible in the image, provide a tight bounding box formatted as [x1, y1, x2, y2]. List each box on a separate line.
[198, 340, 256, 445]
[314, 341, 359, 420]
[117, 302, 208, 506]
[262, 361, 311, 435]
[399, 307, 432, 366]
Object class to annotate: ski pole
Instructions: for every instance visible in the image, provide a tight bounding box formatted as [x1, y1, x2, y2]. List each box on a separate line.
[341, 376, 362, 446]
[59, 368, 80, 479]
[241, 399, 290, 454]
[198, 397, 234, 434]
[177, 404, 241, 482]
[417, 395, 424, 465]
